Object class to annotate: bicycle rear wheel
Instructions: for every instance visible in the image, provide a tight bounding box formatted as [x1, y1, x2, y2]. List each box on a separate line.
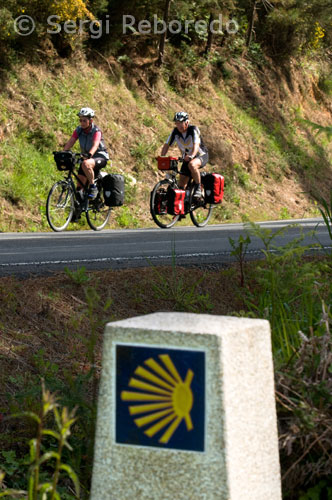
[190, 186, 214, 227]
[150, 179, 180, 229]
[46, 181, 75, 232]
[86, 190, 111, 231]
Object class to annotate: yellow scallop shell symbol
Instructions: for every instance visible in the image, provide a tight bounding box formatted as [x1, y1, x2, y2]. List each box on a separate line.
[121, 354, 194, 444]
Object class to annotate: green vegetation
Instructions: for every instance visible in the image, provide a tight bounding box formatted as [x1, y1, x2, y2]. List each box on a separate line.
[149, 250, 213, 313]
[0, 59, 330, 231]
[244, 222, 323, 363]
[0, 0, 330, 230]
[0, 383, 80, 500]
[2, 210, 332, 497]
[0, 0, 332, 498]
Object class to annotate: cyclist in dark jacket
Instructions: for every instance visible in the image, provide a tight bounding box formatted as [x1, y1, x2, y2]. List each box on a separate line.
[160, 111, 208, 198]
[63, 107, 109, 199]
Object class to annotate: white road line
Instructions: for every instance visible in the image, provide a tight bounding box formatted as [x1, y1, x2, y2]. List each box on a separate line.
[0, 246, 330, 268]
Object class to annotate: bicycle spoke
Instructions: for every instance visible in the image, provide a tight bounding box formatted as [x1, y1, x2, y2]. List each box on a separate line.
[190, 204, 213, 226]
[86, 192, 111, 231]
[190, 187, 213, 227]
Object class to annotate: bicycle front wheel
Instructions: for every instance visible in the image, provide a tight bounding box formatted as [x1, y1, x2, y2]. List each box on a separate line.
[86, 191, 111, 231]
[150, 179, 180, 229]
[46, 181, 75, 232]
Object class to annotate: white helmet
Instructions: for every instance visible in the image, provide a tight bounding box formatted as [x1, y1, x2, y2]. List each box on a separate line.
[78, 107, 95, 118]
[174, 111, 189, 122]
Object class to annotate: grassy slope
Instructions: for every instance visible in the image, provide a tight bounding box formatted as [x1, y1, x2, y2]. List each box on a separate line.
[1, 52, 332, 498]
[0, 54, 331, 232]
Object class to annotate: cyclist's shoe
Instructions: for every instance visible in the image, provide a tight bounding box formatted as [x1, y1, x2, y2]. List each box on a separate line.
[71, 210, 82, 223]
[179, 214, 186, 220]
[88, 183, 98, 199]
[193, 183, 202, 199]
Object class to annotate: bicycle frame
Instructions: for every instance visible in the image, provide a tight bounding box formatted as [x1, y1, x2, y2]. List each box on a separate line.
[150, 157, 214, 228]
[163, 162, 201, 213]
[63, 170, 87, 211]
[61, 155, 103, 215]
[47, 152, 112, 232]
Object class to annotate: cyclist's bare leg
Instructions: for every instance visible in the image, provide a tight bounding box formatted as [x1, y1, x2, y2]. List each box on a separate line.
[77, 174, 88, 191]
[188, 158, 202, 185]
[81, 159, 96, 185]
[179, 158, 202, 188]
[178, 173, 190, 189]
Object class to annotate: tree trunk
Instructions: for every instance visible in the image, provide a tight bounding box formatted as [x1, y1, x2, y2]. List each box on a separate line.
[156, 0, 172, 67]
[204, 13, 214, 55]
[246, 0, 258, 48]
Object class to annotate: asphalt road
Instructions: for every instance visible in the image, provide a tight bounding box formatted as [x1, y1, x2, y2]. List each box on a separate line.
[0, 218, 330, 276]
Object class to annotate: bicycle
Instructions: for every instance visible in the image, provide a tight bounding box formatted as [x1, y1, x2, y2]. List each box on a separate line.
[46, 151, 111, 232]
[150, 156, 214, 229]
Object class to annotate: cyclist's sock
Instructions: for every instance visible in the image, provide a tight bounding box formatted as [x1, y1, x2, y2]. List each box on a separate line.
[88, 183, 98, 199]
[193, 183, 202, 197]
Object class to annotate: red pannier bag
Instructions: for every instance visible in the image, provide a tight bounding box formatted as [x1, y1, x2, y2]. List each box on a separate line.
[167, 187, 185, 215]
[202, 173, 224, 204]
[157, 156, 178, 170]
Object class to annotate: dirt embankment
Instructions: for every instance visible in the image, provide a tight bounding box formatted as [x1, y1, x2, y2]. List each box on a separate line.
[0, 54, 331, 230]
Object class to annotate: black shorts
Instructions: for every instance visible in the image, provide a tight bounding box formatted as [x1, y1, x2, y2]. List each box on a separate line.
[180, 152, 209, 177]
[78, 156, 108, 176]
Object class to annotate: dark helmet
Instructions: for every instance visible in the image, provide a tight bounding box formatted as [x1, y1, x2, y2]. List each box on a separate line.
[173, 111, 189, 122]
[77, 107, 95, 118]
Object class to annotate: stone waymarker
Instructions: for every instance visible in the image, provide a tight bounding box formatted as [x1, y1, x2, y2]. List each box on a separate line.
[91, 313, 281, 500]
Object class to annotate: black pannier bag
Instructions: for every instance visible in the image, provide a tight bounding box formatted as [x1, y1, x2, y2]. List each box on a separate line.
[102, 174, 125, 207]
[151, 187, 168, 214]
[53, 151, 76, 171]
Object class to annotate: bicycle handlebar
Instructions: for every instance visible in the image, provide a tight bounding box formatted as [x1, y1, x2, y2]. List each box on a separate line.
[53, 151, 90, 159]
[52, 150, 92, 173]
[156, 156, 183, 161]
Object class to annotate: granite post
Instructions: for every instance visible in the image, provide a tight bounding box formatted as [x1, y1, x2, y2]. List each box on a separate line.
[91, 312, 281, 500]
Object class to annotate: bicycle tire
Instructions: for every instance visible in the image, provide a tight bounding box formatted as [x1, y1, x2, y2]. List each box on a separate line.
[46, 181, 75, 232]
[150, 179, 180, 229]
[189, 185, 214, 227]
[86, 189, 111, 231]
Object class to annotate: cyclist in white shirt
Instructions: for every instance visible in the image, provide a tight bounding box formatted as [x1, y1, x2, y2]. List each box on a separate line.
[160, 111, 208, 198]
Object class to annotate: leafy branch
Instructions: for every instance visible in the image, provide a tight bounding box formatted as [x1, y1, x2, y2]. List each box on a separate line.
[0, 381, 80, 500]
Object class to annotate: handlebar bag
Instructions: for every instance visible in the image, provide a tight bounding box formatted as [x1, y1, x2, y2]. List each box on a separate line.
[53, 151, 76, 171]
[102, 174, 125, 206]
[202, 173, 224, 204]
[167, 186, 185, 215]
[157, 156, 178, 170]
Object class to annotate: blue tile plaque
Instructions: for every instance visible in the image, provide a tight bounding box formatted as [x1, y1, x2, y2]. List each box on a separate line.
[116, 344, 205, 452]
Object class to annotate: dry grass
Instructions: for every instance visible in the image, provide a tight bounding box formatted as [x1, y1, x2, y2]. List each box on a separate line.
[0, 265, 244, 424]
[1, 261, 331, 498]
[1, 54, 332, 231]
